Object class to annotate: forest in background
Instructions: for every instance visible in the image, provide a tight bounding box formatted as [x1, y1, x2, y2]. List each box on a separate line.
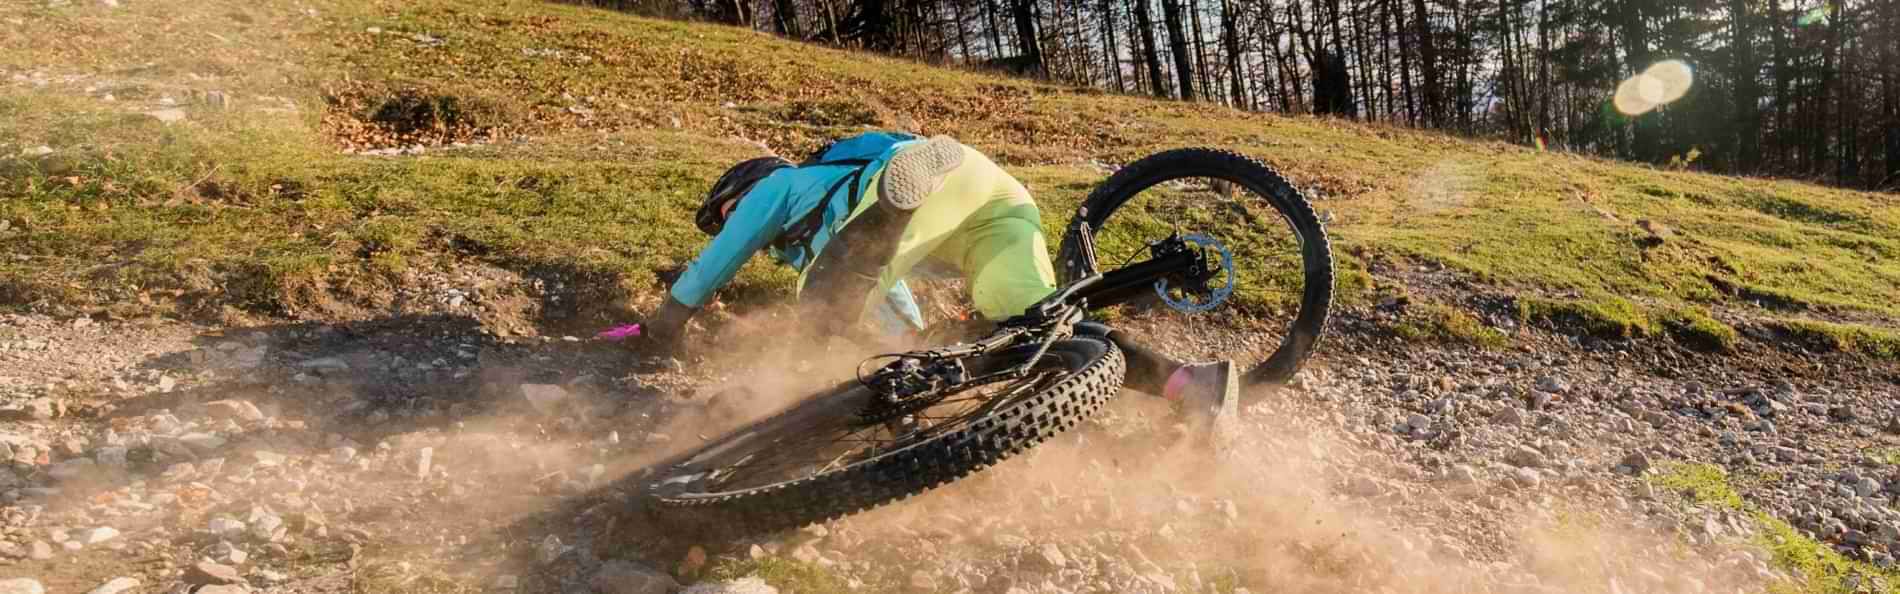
[579, 0, 1900, 191]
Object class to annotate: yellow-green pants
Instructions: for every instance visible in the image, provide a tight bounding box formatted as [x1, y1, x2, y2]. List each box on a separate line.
[800, 144, 1059, 323]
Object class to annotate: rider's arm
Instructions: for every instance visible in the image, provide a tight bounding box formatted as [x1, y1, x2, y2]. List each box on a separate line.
[668, 173, 796, 309]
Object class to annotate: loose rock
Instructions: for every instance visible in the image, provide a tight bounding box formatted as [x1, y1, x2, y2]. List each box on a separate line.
[186, 561, 242, 585]
[84, 577, 138, 594]
[681, 577, 779, 594]
[588, 560, 680, 594]
[0, 579, 44, 594]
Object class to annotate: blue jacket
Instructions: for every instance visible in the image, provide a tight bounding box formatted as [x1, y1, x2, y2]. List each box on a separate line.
[669, 132, 927, 333]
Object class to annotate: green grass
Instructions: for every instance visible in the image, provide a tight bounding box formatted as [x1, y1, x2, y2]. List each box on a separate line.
[1659, 306, 1740, 352]
[3, 0, 1899, 346]
[1650, 463, 1900, 594]
[1874, 449, 1900, 466]
[1515, 294, 1654, 339]
[1389, 302, 1510, 349]
[703, 557, 851, 594]
[1770, 318, 1900, 360]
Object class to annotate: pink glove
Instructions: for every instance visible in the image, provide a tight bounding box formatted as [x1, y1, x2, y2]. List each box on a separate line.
[595, 324, 643, 342]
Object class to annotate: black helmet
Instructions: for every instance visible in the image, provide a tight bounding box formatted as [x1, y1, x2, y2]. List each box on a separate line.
[697, 156, 792, 235]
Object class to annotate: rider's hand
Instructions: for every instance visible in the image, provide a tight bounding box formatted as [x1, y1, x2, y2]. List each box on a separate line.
[638, 296, 698, 354]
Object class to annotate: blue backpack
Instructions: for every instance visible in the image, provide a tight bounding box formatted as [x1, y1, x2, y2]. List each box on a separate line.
[771, 131, 922, 263]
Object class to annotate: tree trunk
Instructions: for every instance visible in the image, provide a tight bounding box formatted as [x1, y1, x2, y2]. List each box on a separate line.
[1011, 0, 1042, 66]
[1392, 0, 1415, 125]
[1189, 0, 1214, 102]
[984, 0, 1004, 57]
[1103, 0, 1128, 91]
[774, 0, 800, 37]
[1730, 0, 1760, 171]
[1220, 0, 1247, 108]
[1410, 0, 1440, 127]
[1618, 0, 1655, 161]
[1134, 0, 1169, 96]
[1159, 0, 1196, 99]
[823, 0, 843, 44]
[1886, 0, 1900, 186]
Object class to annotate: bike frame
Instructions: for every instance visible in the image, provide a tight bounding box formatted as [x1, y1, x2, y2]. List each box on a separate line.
[862, 227, 1214, 402]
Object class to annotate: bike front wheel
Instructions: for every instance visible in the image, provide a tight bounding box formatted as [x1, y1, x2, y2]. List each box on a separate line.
[1057, 148, 1334, 386]
[641, 336, 1124, 538]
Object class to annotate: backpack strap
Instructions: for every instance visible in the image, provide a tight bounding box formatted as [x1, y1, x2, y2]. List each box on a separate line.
[772, 158, 875, 265]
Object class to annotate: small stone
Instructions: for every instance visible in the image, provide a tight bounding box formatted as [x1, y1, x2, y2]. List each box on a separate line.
[1511, 467, 1543, 489]
[1447, 465, 1478, 483]
[1619, 450, 1652, 475]
[203, 400, 265, 422]
[186, 561, 242, 585]
[177, 433, 226, 453]
[680, 577, 779, 594]
[414, 447, 434, 479]
[588, 560, 680, 594]
[1404, 413, 1432, 432]
[492, 574, 519, 589]
[1035, 543, 1069, 568]
[251, 451, 287, 467]
[331, 446, 358, 464]
[536, 535, 567, 565]
[208, 517, 246, 538]
[0, 579, 45, 594]
[82, 526, 118, 545]
[789, 544, 821, 563]
[1536, 375, 1569, 394]
[1491, 407, 1524, 426]
[1506, 445, 1545, 468]
[27, 541, 53, 560]
[298, 356, 350, 371]
[249, 512, 284, 542]
[85, 577, 138, 594]
[157, 375, 177, 392]
[213, 540, 248, 564]
[1857, 477, 1881, 498]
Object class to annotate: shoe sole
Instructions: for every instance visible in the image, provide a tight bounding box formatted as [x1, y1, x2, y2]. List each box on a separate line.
[877, 136, 963, 212]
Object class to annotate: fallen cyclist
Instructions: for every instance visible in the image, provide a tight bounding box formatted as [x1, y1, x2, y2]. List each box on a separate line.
[616, 131, 1240, 423]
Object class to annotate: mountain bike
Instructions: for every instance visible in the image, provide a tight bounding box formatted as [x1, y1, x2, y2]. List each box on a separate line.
[639, 148, 1333, 538]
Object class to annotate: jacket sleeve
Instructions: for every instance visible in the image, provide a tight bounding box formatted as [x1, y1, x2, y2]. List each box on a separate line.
[668, 172, 794, 308]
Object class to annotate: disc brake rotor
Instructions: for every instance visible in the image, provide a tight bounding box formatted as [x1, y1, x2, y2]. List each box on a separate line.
[1155, 233, 1236, 313]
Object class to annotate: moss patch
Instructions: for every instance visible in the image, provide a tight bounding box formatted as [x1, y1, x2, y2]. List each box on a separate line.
[1659, 306, 1740, 352]
[1389, 302, 1509, 349]
[1770, 319, 1900, 360]
[1514, 295, 1653, 339]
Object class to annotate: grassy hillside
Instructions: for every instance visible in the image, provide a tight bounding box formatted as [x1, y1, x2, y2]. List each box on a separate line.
[2, 0, 1897, 354]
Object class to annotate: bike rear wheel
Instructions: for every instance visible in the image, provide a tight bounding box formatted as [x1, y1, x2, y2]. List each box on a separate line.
[1057, 148, 1333, 386]
[642, 336, 1124, 538]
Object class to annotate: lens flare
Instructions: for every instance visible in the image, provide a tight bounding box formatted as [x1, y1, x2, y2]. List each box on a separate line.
[1614, 77, 1659, 115]
[1613, 60, 1694, 116]
[1645, 60, 1694, 104]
